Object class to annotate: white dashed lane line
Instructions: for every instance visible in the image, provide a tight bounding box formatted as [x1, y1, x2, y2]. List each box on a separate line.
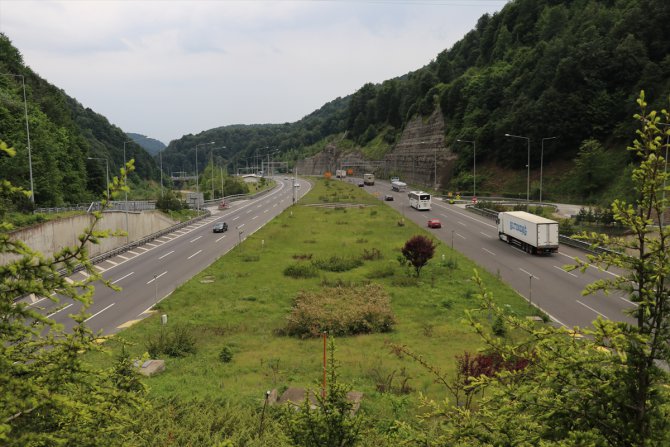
[146, 271, 167, 284]
[554, 265, 577, 277]
[85, 303, 115, 322]
[190, 236, 202, 243]
[187, 250, 202, 260]
[482, 248, 496, 256]
[112, 272, 134, 285]
[158, 251, 174, 260]
[576, 300, 609, 319]
[47, 303, 73, 318]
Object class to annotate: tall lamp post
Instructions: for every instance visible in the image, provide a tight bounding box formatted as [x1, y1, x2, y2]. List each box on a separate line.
[456, 139, 476, 197]
[2, 73, 34, 203]
[210, 146, 226, 199]
[159, 149, 164, 198]
[87, 157, 109, 199]
[123, 139, 133, 242]
[540, 137, 557, 204]
[195, 141, 215, 212]
[505, 133, 531, 210]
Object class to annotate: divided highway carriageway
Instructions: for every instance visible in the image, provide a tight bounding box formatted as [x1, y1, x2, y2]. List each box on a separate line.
[18, 178, 311, 336]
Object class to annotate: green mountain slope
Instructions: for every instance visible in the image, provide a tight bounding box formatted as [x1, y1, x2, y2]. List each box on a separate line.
[0, 33, 159, 207]
[165, 0, 669, 205]
[127, 133, 166, 156]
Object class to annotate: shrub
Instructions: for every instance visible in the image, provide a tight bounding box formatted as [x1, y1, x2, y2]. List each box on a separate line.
[146, 325, 197, 358]
[219, 346, 234, 363]
[283, 284, 395, 338]
[312, 256, 363, 272]
[391, 276, 418, 287]
[240, 254, 260, 262]
[283, 263, 318, 279]
[292, 253, 313, 260]
[361, 247, 382, 261]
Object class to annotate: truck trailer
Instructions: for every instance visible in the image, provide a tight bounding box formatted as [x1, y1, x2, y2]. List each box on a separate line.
[496, 211, 559, 255]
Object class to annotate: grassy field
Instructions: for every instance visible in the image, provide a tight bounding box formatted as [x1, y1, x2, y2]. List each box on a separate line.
[95, 178, 537, 418]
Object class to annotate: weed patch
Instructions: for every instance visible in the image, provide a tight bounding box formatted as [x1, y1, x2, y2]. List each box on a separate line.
[283, 263, 318, 279]
[312, 256, 363, 272]
[281, 284, 395, 338]
[146, 325, 197, 358]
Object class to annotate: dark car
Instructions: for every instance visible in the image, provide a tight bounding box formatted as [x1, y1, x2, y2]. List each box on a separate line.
[213, 222, 228, 233]
[384, 194, 394, 201]
[358, 181, 365, 187]
[427, 218, 442, 229]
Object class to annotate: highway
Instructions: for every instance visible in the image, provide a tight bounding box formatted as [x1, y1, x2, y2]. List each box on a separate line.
[360, 178, 636, 329]
[22, 177, 311, 335]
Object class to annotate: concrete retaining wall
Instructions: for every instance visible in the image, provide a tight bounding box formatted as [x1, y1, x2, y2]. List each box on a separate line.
[2, 211, 177, 265]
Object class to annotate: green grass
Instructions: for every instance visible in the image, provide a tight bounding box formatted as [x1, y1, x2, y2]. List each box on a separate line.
[92, 178, 535, 417]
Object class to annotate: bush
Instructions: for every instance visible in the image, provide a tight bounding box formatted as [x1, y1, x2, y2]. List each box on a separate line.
[283, 263, 318, 279]
[361, 247, 382, 261]
[146, 325, 197, 358]
[219, 346, 234, 363]
[283, 284, 395, 338]
[312, 256, 363, 272]
[401, 235, 437, 277]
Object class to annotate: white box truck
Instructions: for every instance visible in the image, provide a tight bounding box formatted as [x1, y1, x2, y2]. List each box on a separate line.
[363, 173, 375, 185]
[496, 211, 559, 255]
[335, 169, 346, 178]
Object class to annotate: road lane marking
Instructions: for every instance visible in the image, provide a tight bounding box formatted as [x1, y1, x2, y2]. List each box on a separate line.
[273, 204, 277, 208]
[576, 300, 609, 319]
[128, 250, 140, 256]
[136, 247, 148, 252]
[187, 250, 202, 260]
[216, 235, 226, 242]
[94, 265, 106, 273]
[519, 268, 539, 280]
[252, 215, 258, 220]
[480, 232, 491, 238]
[64, 277, 74, 284]
[458, 221, 466, 226]
[190, 235, 202, 243]
[79, 271, 89, 278]
[147, 271, 168, 284]
[106, 259, 118, 266]
[85, 303, 115, 322]
[264, 209, 269, 213]
[482, 248, 496, 256]
[619, 295, 639, 307]
[146, 243, 158, 248]
[557, 251, 620, 277]
[158, 250, 174, 260]
[112, 272, 134, 285]
[117, 319, 142, 329]
[47, 303, 73, 318]
[27, 296, 48, 307]
[554, 265, 578, 277]
[233, 216, 240, 220]
[246, 210, 253, 214]
[117, 255, 128, 260]
[455, 232, 466, 239]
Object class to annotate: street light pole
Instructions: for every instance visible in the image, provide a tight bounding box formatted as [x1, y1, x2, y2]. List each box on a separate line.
[87, 157, 109, 199]
[123, 139, 133, 242]
[540, 137, 557, 204]
[505, 133, 531, 211]
[456, 139, 476, 197]
[195, 141, 215, 212]
[2, 73, 34, 203]
[159, 149, 164, 198]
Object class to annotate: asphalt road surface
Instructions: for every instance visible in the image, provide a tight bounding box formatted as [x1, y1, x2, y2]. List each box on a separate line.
[357, 178, 636, 329]
[21, 177, 311, 336]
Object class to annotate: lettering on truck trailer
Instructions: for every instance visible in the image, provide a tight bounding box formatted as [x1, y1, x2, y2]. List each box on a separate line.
[509, 221, 527, 236]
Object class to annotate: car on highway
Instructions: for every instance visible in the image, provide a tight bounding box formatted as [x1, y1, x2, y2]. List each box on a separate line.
[358, 181, 365, 187]
[383, 194, 394, 201]
[212, 222, 228, 233]
[427, 218, 442, 229]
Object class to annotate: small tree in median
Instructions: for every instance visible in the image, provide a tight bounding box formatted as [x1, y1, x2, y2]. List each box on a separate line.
[401, 235, 436, 277]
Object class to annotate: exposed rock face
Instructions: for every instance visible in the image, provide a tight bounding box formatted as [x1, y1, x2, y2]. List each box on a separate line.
[295, 108, 457, 189]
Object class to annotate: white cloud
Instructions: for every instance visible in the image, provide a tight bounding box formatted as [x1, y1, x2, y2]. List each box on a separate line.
[0, 0, 507, 144]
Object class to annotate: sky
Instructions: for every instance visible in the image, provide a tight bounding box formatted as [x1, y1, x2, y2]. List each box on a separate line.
[0, 0, 507, 145]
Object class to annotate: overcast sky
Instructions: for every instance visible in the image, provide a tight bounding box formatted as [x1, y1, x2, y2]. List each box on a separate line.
[0, 0, 507, 145]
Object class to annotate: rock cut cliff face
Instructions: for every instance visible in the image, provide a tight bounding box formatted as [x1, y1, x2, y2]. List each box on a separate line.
[296, 108, 457, 189]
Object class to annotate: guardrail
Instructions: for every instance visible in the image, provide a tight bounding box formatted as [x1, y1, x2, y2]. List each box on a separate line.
[36, 200, 156, 214]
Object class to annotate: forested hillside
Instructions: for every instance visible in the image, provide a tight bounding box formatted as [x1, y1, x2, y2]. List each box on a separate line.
[127, 133, 166, 156]
[0, 34, 159, 207]
[164, 0, 670, 202]
[344, 0, 670, 169]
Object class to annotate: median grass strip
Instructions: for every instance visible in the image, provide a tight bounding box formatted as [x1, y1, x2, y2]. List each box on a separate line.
[90, 178, 535, 417]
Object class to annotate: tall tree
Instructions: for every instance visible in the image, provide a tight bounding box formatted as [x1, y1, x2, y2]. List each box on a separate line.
[0, 142, 147, 445]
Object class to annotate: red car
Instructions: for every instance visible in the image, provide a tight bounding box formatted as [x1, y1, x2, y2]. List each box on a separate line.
[427, 218, 442, 229]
